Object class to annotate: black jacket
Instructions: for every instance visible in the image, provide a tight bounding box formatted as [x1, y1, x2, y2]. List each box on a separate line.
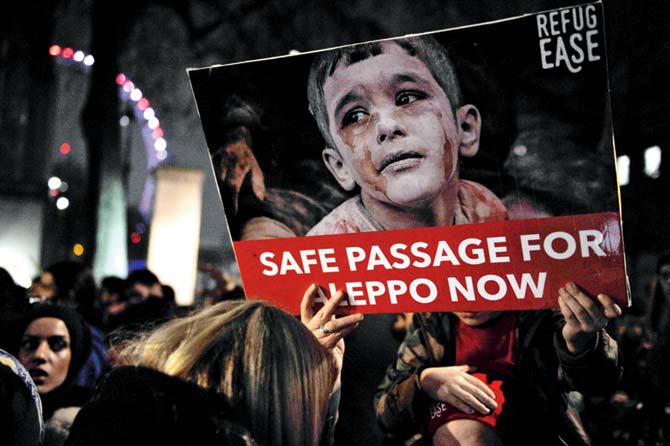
[66, 366, 256, 446]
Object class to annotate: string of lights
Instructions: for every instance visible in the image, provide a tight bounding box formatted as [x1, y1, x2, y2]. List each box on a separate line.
[47, 44, 168, 253]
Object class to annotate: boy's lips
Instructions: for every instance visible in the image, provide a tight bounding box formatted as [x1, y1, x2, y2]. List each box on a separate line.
[378, 150, 424, 173]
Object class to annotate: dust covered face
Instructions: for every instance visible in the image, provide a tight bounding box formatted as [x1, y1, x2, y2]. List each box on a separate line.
[323, 42, 461, 209]
[18, 317, 72, 394]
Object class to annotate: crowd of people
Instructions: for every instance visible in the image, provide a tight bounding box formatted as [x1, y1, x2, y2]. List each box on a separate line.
[1, 255, 669, 446]
[0, 28, 667, 446]
[0, 244, 664, 443]
[0, 262, 360, 446]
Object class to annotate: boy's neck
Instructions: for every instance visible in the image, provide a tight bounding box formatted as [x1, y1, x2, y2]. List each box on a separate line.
[360, 182, 459, 230]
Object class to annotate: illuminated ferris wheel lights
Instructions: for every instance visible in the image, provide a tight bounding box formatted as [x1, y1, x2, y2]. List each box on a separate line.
[130, 88, 143, 101]
[48, 176, 62, 190]
[152, 127, 164, 139]
[115, 73, 127, 85]
[122, 80, 134, 93]
[137, 98, 149, 111]
[49, 45, 62, 56]
[49, 44, 169, 166]
[154, 138, 167, 152]
[56, 197, 70, 210]
[147, 117, 159, 130]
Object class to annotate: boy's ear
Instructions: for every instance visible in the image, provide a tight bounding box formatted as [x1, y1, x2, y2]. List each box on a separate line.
[322, 147, 357, 191]
[456, 104, 481, 158]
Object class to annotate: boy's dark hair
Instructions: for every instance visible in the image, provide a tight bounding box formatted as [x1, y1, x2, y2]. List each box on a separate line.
[307, 35, 463, 150]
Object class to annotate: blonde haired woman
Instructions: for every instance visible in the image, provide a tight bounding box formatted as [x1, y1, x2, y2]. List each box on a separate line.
[66, 285, 362, 446]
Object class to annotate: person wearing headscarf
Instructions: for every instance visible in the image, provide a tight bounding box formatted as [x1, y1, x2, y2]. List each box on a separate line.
[15, 304, 93, 440]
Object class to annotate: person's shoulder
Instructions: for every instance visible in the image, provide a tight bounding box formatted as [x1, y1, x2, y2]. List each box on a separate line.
[307, 195, 377, 235]
[456, 179, 509, 224]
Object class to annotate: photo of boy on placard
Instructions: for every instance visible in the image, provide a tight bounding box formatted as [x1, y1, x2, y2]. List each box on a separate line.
[304, 36, 509, 237]
[192, 19, 616, 245]
[189, 2, 626, 316]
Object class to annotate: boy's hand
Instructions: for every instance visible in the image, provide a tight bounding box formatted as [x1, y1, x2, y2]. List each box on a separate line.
[300, 284, 363, 390]
[419, 365, 497, 415]
[558, 282, 622, 354]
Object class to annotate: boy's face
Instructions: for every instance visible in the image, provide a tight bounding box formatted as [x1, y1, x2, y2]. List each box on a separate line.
[322, 42, 478, 209]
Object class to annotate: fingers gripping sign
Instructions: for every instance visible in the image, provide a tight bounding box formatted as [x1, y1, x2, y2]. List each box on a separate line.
[558, 282, 622, 354]
[301, 284, 363, 348]
[301, 284, 364, 389]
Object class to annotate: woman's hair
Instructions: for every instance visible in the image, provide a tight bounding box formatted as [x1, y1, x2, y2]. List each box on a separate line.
[116, 299, 334, 446]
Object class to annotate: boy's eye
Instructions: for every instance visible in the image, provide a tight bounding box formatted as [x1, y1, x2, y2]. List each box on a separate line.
[396, 91, 426, 106]
[341, 108, 368, 128]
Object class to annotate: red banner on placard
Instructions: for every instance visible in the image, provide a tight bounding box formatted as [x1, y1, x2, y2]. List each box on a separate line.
[234, 212, 628, 315]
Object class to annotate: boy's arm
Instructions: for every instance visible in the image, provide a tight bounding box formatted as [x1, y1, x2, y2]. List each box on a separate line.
[554, 283, 623, 394]
[374, 313, 445, 439]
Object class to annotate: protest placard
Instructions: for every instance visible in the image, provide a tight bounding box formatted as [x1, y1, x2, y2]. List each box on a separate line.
[189, 1, 629, 314]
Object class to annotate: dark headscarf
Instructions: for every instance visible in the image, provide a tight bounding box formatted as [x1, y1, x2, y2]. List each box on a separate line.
[18, 304, 94, 421]
[19, 304, 92, 388]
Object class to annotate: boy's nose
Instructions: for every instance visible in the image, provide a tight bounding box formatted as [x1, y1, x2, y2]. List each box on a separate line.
[375, 113, 406, 145]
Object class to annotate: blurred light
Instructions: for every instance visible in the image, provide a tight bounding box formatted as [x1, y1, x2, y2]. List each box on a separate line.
[119, 115, 130, 127]
[83, 55, 95, 66]
[137, 98, 149, 110]
[513, 145, 528, 156]
[143, 107, 155, 120]
[48, 176, 62, 190]
[62, 47, 74, 59]
[50, 189, 60, 198]
[122, 80, 134, 93]
[56, 197, 70, 210]
[152, 127, 164, 139]
[115, 73, 127, 85]
[59, 181, 69, 193]
[130, 232, 141, 244]
[59, 142, 71, 155]
[147, 117, 159, 129]
[130, 88, 142, 101]
[644, 145, 661, 178]
[73, 50, 85, 62]
[617, 155, 630, 186]
[48, 45, 62, 56]
[288, 49, 301, 55]
[156, 150, 168, 161]
[154, 138, 167, 152]
[73, 243, 85, 257]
